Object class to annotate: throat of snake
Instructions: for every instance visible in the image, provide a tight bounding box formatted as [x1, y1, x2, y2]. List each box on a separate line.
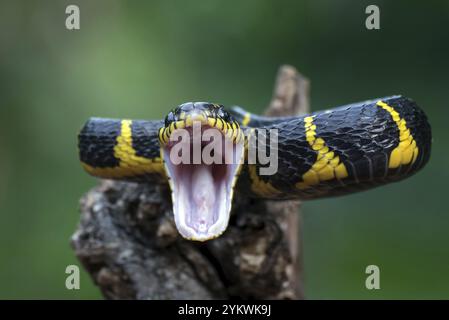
[162, 126, 244, 241]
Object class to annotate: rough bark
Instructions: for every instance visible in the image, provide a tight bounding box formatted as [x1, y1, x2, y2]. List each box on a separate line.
[71, 65, 310, 299]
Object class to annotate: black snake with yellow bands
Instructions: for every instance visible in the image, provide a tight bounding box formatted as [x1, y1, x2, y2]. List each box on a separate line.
[78, 95, 432, 241]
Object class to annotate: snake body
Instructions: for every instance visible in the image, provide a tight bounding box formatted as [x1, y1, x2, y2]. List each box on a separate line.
[78, 95, 432, 240]
[231, 95, 431, 199]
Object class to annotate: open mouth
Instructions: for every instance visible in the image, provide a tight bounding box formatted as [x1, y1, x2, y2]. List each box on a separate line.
[161, 120, 244, 241]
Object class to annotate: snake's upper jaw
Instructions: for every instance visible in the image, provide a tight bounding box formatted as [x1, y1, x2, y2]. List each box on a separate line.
[162, 127, 245, 241]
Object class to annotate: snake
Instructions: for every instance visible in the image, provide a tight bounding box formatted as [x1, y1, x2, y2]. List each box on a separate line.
[78, 95, 432, 241]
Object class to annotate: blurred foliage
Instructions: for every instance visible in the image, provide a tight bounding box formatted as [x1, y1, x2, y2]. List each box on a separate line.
[0, 0, 448, 299]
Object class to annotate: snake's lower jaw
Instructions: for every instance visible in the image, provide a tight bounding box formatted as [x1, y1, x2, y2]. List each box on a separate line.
[162, 133, 244, 241]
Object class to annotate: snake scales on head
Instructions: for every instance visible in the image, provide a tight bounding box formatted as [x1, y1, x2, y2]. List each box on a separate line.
[78, 95, 432, 241]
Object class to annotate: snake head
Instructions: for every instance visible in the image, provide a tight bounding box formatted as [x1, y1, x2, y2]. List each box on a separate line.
[159, 102, 245, 241]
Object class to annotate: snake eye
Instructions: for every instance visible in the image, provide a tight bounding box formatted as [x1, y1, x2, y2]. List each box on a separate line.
[217, 109, 226, 119]
[165, 111, 175, 127]
[221, 110, 232, 122]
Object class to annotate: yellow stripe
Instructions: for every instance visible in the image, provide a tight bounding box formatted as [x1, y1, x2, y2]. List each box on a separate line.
[248, 164, 281, 197]
[296, 116, 348, 190]
[82, 121, 164, 179]
[242, 112, 251, 126]
[113, 120, 164, 176]
[158, 128, 166, 144]
[160, 116, 242, 146]
[81, 162, 128, 179]
[377, 101, 419, 168]
[244, 128, 281, 197]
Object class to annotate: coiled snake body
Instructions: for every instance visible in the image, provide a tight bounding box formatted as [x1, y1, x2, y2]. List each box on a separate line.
[78, 95, 432, 241]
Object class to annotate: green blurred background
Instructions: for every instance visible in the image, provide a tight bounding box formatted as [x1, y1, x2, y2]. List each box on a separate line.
[0, 0, 448, 299]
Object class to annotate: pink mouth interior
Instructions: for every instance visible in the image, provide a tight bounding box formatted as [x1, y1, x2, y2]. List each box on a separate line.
[163, 125, 241, 240]
[172, 163, 227, 232]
